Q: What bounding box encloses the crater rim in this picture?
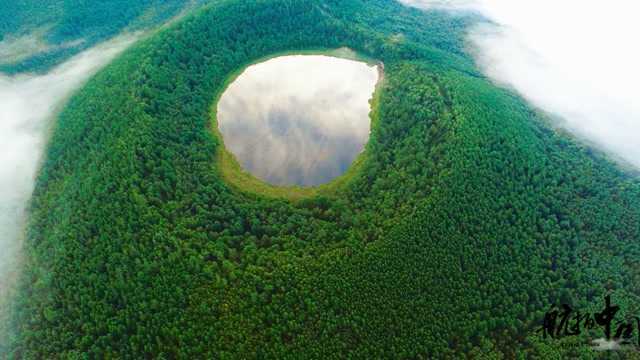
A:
[209,48,384,201]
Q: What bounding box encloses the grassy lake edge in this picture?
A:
[208,48,385,202]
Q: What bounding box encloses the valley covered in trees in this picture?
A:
[2,0,640,358]
[0,0,203,74]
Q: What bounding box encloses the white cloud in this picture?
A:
[400,0,640,169]
[0,31,86,66]
[591,338,621,351]
[0,33,51,65]
[0,33,138,322]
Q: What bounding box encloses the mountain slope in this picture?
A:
[4,0,639,358]
[0,0,202,74]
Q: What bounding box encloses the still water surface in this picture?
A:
[217,55,380,186]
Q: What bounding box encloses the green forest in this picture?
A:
[0,0,202,74]
[2,0,640,358]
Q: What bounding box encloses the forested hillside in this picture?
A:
[4,0,639,358]
[0,0,202,73]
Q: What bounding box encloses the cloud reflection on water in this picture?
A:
[217,55,379,186]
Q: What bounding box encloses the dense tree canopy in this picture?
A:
[3,0,639,358]
[0,0,202,74]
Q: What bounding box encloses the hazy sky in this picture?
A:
[217,55,379,186]
[401,0,640,169]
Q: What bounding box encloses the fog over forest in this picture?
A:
[402,0,640,169]
[3,0,639,308]
[0,34,138,315]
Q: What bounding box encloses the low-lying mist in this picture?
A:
[0,33,51,66]
[401,0,640,170]
[0,33,139,345]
